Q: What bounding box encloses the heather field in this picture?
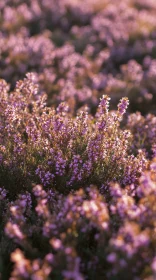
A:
[0,0,156,279]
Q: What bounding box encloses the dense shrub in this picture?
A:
[0,76,147,196]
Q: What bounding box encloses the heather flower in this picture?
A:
[5,222,25,240]
[0,187,7,200]
[10,249,52,280]
[117,97,129,118]
[97,94,110,115]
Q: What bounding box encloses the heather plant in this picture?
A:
[1,160,155,279]
[0,76,147,196]
[127,112,156,158]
